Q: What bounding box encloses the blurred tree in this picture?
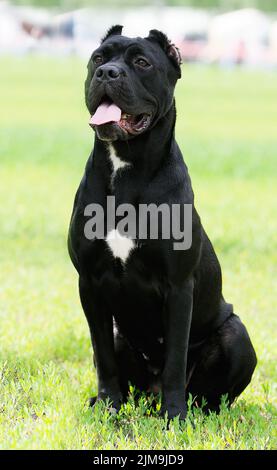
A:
[11,0,277,13]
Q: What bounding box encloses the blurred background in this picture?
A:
[0,0,276,450]
[1,0,277,67]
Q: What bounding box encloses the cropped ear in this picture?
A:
[147,29,182,78]
[101,25,123,43]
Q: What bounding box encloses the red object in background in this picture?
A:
[177,33,207,63]
[236,39,247,64]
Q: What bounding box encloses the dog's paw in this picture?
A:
[89,396,97,407]
[160,404,187,422]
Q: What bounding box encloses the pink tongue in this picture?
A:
[89,102,121,126]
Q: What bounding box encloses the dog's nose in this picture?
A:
[96,65,120,81]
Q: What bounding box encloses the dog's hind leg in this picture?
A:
[187,314,257,412]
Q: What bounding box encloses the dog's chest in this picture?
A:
[105,144,136,263]
[108,143,130,182]
[105,228,135,263]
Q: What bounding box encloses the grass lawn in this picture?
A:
[0,57,276,450]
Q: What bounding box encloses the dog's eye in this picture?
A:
[134,57,150,68]
[93,55,103,65]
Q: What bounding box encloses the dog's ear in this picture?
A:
[147,29,182,78]
[101,25,123,44]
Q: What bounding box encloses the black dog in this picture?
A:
[68,25,257,420]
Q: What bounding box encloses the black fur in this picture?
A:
[147,29,182,76]
[68,28,257,420]
[101,24,123,44]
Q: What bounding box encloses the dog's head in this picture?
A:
[85,25,182,141]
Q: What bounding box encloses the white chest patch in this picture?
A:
[108,144,130,177]
[106,229,135,263]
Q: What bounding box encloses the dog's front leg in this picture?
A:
[161,278,193,421]
[79,276,122,411]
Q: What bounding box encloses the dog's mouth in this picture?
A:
[89,97,151,136]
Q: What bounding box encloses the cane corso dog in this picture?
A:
[68,25,257,420]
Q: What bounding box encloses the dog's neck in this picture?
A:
[93,103,177,178]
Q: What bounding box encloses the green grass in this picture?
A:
[0,57,276,450]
